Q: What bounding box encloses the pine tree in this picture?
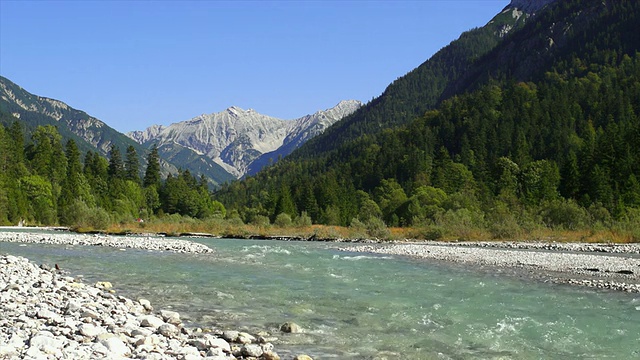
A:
[107,144,125,180]
[124,145,141,184]
[143,144,161,188]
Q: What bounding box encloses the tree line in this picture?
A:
[0,121,225,227]
[215,51,640,239]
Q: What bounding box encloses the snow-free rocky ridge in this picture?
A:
[128,100,362,178]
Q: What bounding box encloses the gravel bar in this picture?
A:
[0,254,286,359]
[0,231,213,254]
[408,240,640,254]
[341,242,640,293]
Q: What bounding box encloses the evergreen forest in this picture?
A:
[0,0,638,242]
[0,120,225,228]
[214,1,640,240]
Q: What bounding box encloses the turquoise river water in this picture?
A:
[1,233,640,359]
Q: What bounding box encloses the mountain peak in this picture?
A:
[226,105,244,115]
[128,100,361,178]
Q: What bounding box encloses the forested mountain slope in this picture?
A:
[292,0,553,159]
[215,0,640,237]
[0,76,234,185]
[0,76,142,159]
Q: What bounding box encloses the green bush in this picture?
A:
[348,218,368,239]
[540,199,589,230]
[59,199,90,226]
[613,208,640,242]
[408,226,443,240]
[226,217,245,227]
[588,202,612,228]
[437,208,483,240]
[251,215,271,227]
[294,211,312,227]
[274,213,292,228]
[86,206,111,230]
[366,217,390,240]
[487,201,522,239]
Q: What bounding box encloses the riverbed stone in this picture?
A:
[0,345,19,357]
[237,331,255,344]
[131,327,154,337]
[159,309,181,325]
[139,298,154,311]
[79,323,105,337]
[208,337,231,352]
[158,323,180,337]
[280,322,303,333]
[222,330,239,342]
[139,315,165,328]
[263,350,281,360]
[293,355,314,360]
[241,343,263,357]
[0,250,284,360]
[81,308,101,320]
[95,281,113,290]
[99,336,130,356]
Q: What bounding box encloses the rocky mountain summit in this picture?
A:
[128,100,362,178]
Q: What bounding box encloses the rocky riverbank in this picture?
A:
[0,231,213,254]
[0,254,290,359]
[341,242,640,293]
[407,240,640,254]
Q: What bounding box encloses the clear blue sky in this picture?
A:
[1,0,508,133]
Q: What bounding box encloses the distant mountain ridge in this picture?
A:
[1,75,359,185]
[128,100,362,178]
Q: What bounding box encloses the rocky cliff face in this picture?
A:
[128,100,362,178]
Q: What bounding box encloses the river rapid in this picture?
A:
[1,232,639,359]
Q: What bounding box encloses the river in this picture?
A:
[1,233,639,359]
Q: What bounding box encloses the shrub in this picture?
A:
[407,226,443,241]
[294,211,312,227]
[613,208,640,242]
[540,199,589,230]
[226,217,245,227]
[251,215,271,227]
[366,217,390,240]
[588,202,612,227]
[487,201,522,239]
[274,213,292,228]
[86,207,111,230]
[59,199,90,226]
[437,208,483,240]
[348,218,368,239]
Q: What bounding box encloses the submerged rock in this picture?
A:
[280,322,303,333]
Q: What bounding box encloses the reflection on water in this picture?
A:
[2,233,640,359]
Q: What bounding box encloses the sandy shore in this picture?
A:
[341,241,640,292]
